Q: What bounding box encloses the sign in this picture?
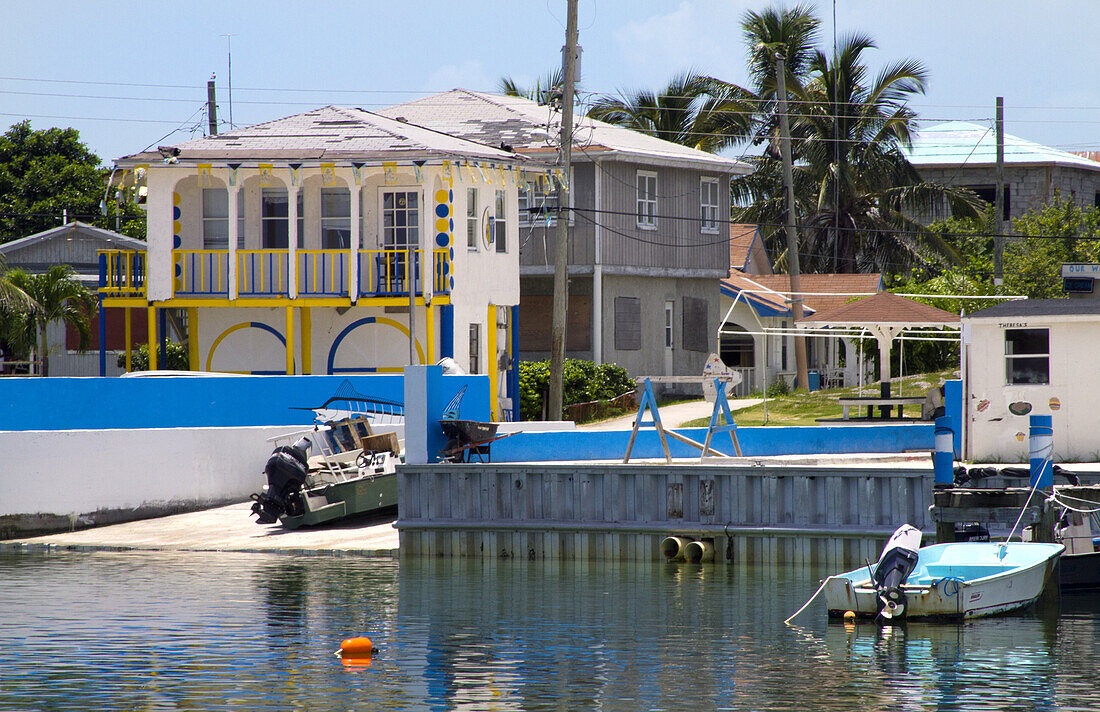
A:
[1061,263,1100,278]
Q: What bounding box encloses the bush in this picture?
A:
[518,359,635,420]
[765,377,790,398]
[117,342,190,372]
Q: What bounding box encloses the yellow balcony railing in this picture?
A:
[174,250,229,296]
[357,248,450,297]
[238,250,289,297]
[98,250,146,297]
[298,250,349,296]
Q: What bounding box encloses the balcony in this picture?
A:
[99,248,451,301]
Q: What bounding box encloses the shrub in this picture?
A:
[765,377,790,398]
[118,342,190,372]
[518,359,634,420]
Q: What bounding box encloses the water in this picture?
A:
[2,550,1099,711]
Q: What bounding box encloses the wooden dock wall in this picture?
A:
[397,462,932,568]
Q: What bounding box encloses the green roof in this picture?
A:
[904,121,1100,172]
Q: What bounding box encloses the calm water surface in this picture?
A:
[1,550,1098,711]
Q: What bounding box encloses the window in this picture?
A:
[1005,328,1049,384]
[466,188,478,250]
[469,323,480,374]
[382,190,419,248]
[261,188,288,249]
[494,190,507,253]
[965,185,1011,221]
[720,327,755,368]
[296,191,304,249]
[519,179,560,226]
[664,302,674,348]
[682,297,708,352]
[321,188,351,249]
[700,177,720,233]
[614,296,641,351]
[636,171,657,228]
[202,188,228,250]
[781,320,789,371]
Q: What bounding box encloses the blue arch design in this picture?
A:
[207,321,289,375]
[327,316,424,374]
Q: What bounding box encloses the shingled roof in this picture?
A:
[798,291,959,326]
[117,106,522,164]
[380,89,750,172]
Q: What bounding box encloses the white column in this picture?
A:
[350,184,361,302]
[592,161,603,364]
[228,183,240,300]
[288,185,299,299]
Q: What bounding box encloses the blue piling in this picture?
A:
[1029,414,1054,489]
[933,416,955,487]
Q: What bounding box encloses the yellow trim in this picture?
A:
[487,304,499,421]
[187,307,198,371]
[147,307,158,371]
[124,308,132,372]
[101,297,148,308]
[301,307,312,375]
[426,302,435,365]
[125,295,452,309]
[285,307,295,375]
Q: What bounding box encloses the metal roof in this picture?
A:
[904,121,1100,172]
[967,298,1100,319]
[380,89,751,173]
[798,291,959,326]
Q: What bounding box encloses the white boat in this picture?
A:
[823,531,1064,621]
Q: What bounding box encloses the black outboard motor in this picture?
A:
[872,524,922,620]
[250,437,312,524]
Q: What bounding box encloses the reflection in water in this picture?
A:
[1,551,1100,711]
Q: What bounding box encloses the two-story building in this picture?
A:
[102,106,535,418]
[379,90,751,381]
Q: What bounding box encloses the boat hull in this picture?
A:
[823,542,1063,620]
[280,472,397,529]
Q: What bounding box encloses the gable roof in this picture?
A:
[380,89,751,173]
[798,291,959,326]
[117,105,523,165]
[0,222,145,280]
[0,221,145,255]
[720,272,810,318]
[721,271,882,317]
[729,223,772,274]
[905,121,1100,172]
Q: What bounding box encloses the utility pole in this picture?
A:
[994,97,1005,286]
[207,77,218,136]
[774,52,809,392]
[548,0,578,421]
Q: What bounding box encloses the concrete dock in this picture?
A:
[1,502,399,557]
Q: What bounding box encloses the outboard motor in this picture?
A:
[250,437,312,524]
[872,524,922,620]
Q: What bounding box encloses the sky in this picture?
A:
[2,1,1098,166]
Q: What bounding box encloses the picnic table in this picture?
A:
[837,396,928,420]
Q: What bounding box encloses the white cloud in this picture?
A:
[424,60,494,94]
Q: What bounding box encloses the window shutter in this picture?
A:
[614,296,641,351]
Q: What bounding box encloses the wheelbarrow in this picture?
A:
[438,420,514,462]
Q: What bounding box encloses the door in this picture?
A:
[664,300,674,376]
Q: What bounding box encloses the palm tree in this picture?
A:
[586,71,754,152]
[498,69,564,106]
[727,9,983,273]
[5,265,96,376]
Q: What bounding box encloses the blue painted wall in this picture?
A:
[0,374,485,432]
[490,423,933,461]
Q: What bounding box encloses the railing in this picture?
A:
[98,250,146,297]
[298,250,349,297]
[357,248,450,297]
[174,250,229,296]
[238,250,289,297]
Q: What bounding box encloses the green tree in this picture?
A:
[724,6,983,273]
[586,71,754,152]
[1004,193,1100,298]
[498,69,564,105]
[5,265,96,376]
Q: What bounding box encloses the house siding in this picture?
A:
[917,164,1100,221]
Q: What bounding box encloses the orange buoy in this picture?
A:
[339,636,373,657]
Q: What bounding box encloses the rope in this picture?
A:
[1004,464,1047,548]
[1048,492,1100,514]
[784,578,830,625]
[934,576,964,615]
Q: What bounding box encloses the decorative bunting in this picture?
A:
[383,162,397,184]
[288,162,302,186]
[351,162,366,186]
[227,163,241,186]
[258,163,275,186]
[197,163,213,188]
[442,160,453,187]
[320,162,337,185]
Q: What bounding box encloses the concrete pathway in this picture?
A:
[580,397,763,430]
[2,502,399,557]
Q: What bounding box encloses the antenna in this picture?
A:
[221,34,236,128]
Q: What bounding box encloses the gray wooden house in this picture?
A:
[381,90,750,381]
[0,222,147,375]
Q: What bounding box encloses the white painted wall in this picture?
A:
[0,425,290,517]
[965,314,1099,462]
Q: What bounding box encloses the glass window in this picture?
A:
[720,327,755,368]
[467,188,478,250]
[519,180,560,226]
[1005,328,1049,384]
[469,323,480,374]
[261,188,288,249]
[494,190,507,253]
[321,188,351,249]
[382,190,419,248]
[664,301,673,348]
[700,177,720,233]
[637,171,657,228]
[202,188,228,250]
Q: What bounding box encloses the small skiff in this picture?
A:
[823,534,1064,621]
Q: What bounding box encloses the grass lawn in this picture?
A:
[681,369,958,428]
